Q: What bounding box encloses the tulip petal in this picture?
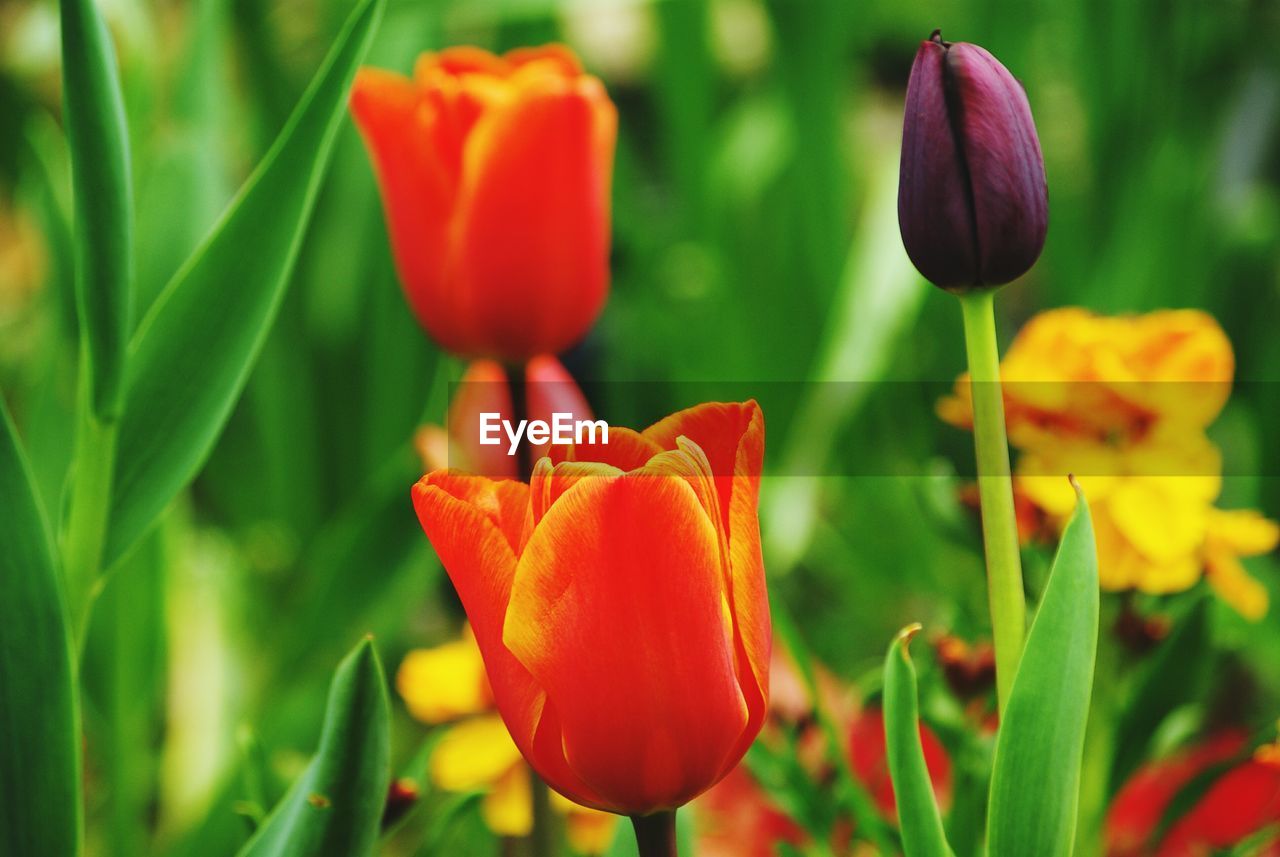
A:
[412,474,543,752]
[555,425,663,472]
[447,360,517,478]
[947,42,1047,285]
[898,38,981,289]
[506,44,584,77]
[412,471,607,809]
[505,472,748,811]
[453,70,615,360]
[350,69,458,329]
[644,402,770,763]
[529,458,624,526]
[526,355,594,462]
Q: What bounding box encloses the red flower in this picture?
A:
[1107,730,1280,856]
[695,766,807,857]
[412,402,770,814]
[351,45,616,361]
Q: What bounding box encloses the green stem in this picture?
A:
[631,810,678,857]
[63,399,119,652]
[958,290,1025,711]
[528,767,556,857]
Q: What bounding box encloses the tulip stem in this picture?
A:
[63,377,119,653]
[505,361,535,481]
[958,290,1025,712]
[529,774,557,857]
[631,810,678,857]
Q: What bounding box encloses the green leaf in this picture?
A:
[236,638,390,857]
[883,624,953,857]
[987,481,1099,857]
[0,399,82,856]
[60,0,134,419]
[102,0,384,570]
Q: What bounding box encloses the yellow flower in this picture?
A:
[941,308,1276,618]
[939,307,1234,447]
[397,626,492,723]
[397,626,619,852]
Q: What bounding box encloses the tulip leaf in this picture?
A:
[987,482,1099,857]
[883,624,954,857]
[236,638,390,857]
[0,399,81,857]
[102,0,384,570]
[60,0,134,419]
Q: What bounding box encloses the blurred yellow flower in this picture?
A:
[397,625,618,851]
[941,308,1277,619]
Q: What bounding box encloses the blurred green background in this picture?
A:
[2,0,1280,854]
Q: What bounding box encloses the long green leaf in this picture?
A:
[60,0,134,420]
[102,0,384,569]
[987,482,1099,857]
[237,638,390,857]
[0,400,81,856]
[883,624,953,857]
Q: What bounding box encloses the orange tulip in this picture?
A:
[350,45,616,361]
[411,401,770,816]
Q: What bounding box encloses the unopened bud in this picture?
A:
[898,30,1048,291]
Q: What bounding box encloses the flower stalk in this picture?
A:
[958,290,1025,710]
[631,811,678,857]
[529,774,556,857]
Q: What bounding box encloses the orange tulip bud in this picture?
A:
[411,401,770,815]
[351,45,616,361]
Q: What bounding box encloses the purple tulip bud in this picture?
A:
[898,31,1048,291]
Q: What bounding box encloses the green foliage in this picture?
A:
[60,0,134,419]
[883,625,953,857]
[0,400,81,856]
[104,0,384,569]
[987,484,1099,857]
[236,638,391,857]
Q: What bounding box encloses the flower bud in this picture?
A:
[898,31,1047,291]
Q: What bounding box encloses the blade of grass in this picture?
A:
[0,399,82,857]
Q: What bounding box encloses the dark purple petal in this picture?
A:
[899,38,980,289]
[898,32,1048,291]
[949,43,1048,285]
